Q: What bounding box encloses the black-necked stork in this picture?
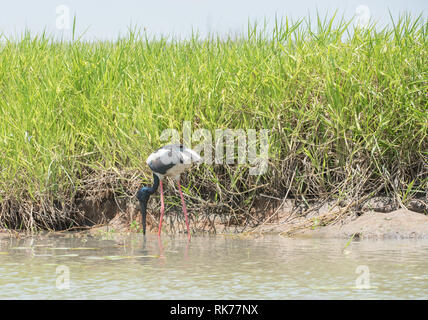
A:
[136,144,202,239]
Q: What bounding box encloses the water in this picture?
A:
[0,233,427,299]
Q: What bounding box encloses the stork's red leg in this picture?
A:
[177,180,191,240]
[158,180,164,237]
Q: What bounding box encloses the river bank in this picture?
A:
[249,197,428,239]
[3,196,426,240]
[91,195,428,239]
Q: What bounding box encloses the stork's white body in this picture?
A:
[146,144,202,180]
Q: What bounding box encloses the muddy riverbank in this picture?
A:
[295,209,428,239]
[248,197,428,239]
[1,196,427,240]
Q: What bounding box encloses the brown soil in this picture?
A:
[294,209,428,239]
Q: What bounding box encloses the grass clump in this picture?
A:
[0,14,427,231]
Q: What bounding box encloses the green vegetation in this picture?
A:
[0,14,427,230]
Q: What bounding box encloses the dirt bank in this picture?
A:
[294,209,428,239]
[2,196,427,240]
[85,203,428,240]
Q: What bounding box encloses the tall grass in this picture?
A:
[0,14,427,230]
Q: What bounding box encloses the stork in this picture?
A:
[136,144,202,239]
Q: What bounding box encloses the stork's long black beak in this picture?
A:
[137,189,150,235]
[138,199,147,235]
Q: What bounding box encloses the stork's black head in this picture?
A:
[136,174,160,235]
[136,187,152,235]
[137,187,152,203]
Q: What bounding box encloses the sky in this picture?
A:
[0,0,426,40]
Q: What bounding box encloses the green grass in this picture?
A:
[0,13,427,230]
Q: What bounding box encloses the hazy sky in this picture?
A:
[0,0,426,40]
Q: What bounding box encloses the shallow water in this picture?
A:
[0,233,427,299]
